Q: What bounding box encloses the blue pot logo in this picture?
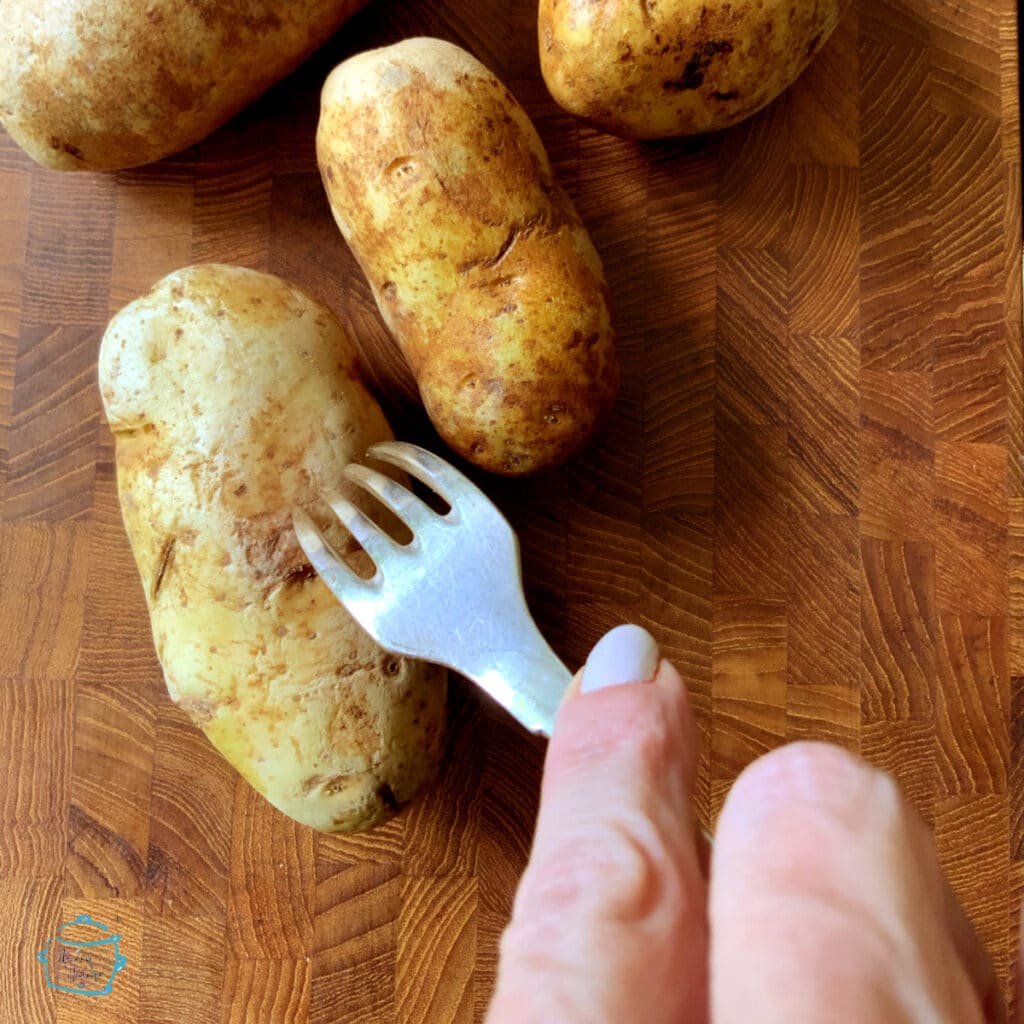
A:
[37,914,127,996]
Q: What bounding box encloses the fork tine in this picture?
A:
[366,441,478,508]
[343,463,437,534]
[322,489,403,568]
[291,507,377,600]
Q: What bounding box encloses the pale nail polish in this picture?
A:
[580,624,660,693]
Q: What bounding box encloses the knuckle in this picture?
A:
[514,814,682,939]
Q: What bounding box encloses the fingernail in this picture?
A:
[580,624,660,693]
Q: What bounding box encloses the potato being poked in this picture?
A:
[317,37,618,476]
[539,0,845,138]
[98,264,446,832]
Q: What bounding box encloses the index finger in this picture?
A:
[710,742,998,1024]
[488,626,708,1024]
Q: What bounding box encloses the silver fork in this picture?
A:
[292,441,571,736]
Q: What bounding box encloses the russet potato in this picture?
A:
[0,0,368,170]
[99,264,446,832]
[539,0,846,138]
[317,38,618,476]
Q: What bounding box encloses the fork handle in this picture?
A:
[456,634,572,738]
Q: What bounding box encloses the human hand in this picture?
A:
[485,625,1006,1024]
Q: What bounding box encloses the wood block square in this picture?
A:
[934,442,1007,616]
[786,5,859,166]
[3,325,100,521]
[787,514,860,687]
[714,422,789,596]
[789,167,859,336]
[861,540,936,720]
[859,370,935,541]
[644,328,714,514]
[0,521,90,677]
[718,99,791,249]
[139,913,225,1024]
[108,172,195,314]
[0,876,61,1023]
[935,794,1011,986]
[65,679,155,898]
[1010,674,1024,858]
[0,676,72,875]
[144,710,234,918]
[396,876,476,1024]
[313,861,400,1024]
[859,45,936,371]
[227,780,314,958]
[785,684,859,750]
[221,958,310,1024]
[712,596,786,789]
[934,612,1008,797]
[860,718,936,825]
[0,166,31,339]
[788,334,859,515]
[21,172,116,329]
[716,247,788,426]
[56,897,142,1024]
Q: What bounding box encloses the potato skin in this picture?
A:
[98,265,446,832]
[317,38,618,476]
[0,0,367,170]
[539,0,845,138]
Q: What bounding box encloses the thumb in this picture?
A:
[486,625,708,1024]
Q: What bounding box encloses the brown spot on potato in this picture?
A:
[567,330,600,351]
[152,536,176,599]
[456,209,568,275]
[382,154,420,183]
[176,697,218,724]
[47,135,84,161]
[301,774,326,796]
[281,563,317,587]
[663,40,735,91]
[376,782,400,812]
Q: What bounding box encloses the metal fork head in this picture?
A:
[292,441,570,735]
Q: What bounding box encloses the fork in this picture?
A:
[291,441,572,736]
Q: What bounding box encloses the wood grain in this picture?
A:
[0,0,1020,1017]
[0,877,62,1023]
[56,897,142,1024]
[221,958,310,1024]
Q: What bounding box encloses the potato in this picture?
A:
[98,264,446,832]
[539,0,845,138]
[317,37,618,476]
[0,0,367,170]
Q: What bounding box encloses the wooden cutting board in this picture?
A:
[1,0,1021,1018]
